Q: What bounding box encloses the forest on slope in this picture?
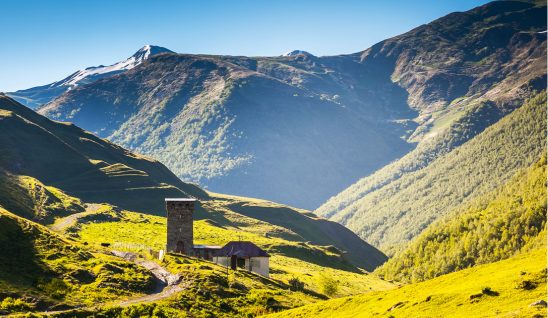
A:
[377,155,546,282]
[326,92,546,252]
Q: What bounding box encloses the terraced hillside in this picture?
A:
[0,94,206,215]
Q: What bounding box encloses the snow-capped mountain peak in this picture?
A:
[282,50,315,57]
[130,45,174,64]
[52,45,174,88]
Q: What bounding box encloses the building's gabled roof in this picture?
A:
[214,241,270,257]
[193,245,221,249]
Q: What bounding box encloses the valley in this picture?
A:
[0,0,546,317]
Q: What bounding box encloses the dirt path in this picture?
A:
[49,203,103,232]
[111,250,188,307]
[33,250,187,316]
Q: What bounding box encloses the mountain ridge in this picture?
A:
[29,1,546,210]
[6,45,173,109]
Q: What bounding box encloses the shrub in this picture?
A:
[288,277,305,291]
[515,280,537,290]
[0,297,31,312]
[481,286,499,296]
[38,278,69,299]
[318,272,338,297]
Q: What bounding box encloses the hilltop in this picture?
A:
[6,45,174,109]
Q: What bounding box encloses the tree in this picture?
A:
[318,272,338,297]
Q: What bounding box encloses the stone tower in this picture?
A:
[165,198,196,254]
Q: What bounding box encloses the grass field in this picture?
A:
[0,208,156,314]
[264,249,547,318]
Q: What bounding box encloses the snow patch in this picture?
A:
[282,50,315,57]
[52,45,174,88]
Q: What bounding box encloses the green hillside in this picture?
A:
[377,156,546,282]
[265,249,548,318]
[0,94,206,216]
[1,205,370,317]
[0,169,84,223]
[60,198,391,296]
[317,99,510,219]
[325,92,546,252]
[0,207,156,315]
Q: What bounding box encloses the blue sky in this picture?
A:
[1,0,490,92]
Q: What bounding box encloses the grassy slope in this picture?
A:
[377,156,546,283]
[0,169,86,224]
[0,205,348,317]
[265,249,547,318]
[75,253,325,318]
[328,92,546,252]
[0,208,156,314]
[0,95,206,216]
[73,203,393,299]
[202,193,387,271]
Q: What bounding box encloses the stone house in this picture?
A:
[213,241,270,278]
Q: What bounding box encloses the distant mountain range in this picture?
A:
[21,48,416,210]
[7,1,546,214]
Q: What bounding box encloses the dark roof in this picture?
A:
[193,245,221,249]
[214,241,269,257]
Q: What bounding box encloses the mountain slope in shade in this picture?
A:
[0,94,205,215]
[37,53,414,209]
[35,1,546,210]
[6,45,173,109]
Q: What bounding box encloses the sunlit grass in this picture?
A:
[266,249,548,318]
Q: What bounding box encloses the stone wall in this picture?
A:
[166,198,195,254]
